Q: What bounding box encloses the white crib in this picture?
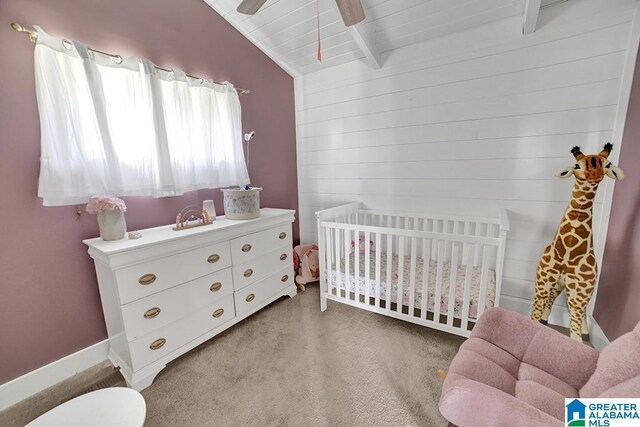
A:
[316,203,509,337]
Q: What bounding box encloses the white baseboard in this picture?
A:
[500,295,570,328]
[588,315,610,351]
[0,339,109,411]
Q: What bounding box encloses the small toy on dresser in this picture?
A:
[173,205,213,231]
[293,244,320,291]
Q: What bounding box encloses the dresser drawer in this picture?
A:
[121,268,233,341]
[115,242,231,304]
[230,225,292,264]
[129,294,235,370]
[235,266,293,318]
[232,246,291,291]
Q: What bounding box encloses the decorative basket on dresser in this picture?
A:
[83,208,296,391]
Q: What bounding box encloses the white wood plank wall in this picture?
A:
[295,0,639,316]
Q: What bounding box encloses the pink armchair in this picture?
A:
[439,307,640,426]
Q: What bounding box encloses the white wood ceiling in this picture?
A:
[204,0,532,76]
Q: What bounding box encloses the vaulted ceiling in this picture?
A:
[204,0,557,76]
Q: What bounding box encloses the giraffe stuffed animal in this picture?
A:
[531,143,624,342]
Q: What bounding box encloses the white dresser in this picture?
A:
[83,208,296,391]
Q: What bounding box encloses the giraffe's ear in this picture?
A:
[605,163,624,180]
[555,165,575,178]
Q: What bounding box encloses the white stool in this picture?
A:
[27,388,146,427]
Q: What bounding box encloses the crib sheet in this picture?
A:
[329,251,496,319]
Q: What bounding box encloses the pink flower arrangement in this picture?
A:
[86,195,127,215]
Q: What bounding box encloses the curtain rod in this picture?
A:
[10,22,251,96]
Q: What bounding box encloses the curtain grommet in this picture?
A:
[113,55,123,64]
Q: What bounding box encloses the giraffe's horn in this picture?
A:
[599,142,613,158]
[571,146,585,160]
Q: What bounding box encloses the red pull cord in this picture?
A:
[317,0,322,62]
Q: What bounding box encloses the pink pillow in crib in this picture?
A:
[351,235,375,253]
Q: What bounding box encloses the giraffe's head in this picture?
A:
[555,143,624,183]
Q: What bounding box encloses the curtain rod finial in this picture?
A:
[11,22,38,43]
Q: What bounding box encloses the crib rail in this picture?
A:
[318,221,500,245]
[315,202,361,221]
[316,203,509,338]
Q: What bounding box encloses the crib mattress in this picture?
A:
[330,251,496,320]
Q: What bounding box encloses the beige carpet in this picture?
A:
[2,284,465,426]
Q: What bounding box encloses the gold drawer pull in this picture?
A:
[244,269,253,278]
[210,282,222,292]
[212,308,225,318]
[207,254,220,263]
[246,293,255,302]
[144,307,161,319]
[280,253,287,261]
[281,274,289,283]
[278,232,287,240]
[139,273,156,285]
[149,338,166,350]
[241,244,252,252]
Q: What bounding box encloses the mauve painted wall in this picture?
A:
[594,46,640,341]
[0,0,297,383]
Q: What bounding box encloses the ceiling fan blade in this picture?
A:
[335,0,365,26]
[237,0,268,15]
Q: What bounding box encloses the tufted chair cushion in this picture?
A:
[439,307,599,426]
[580,321,640,398]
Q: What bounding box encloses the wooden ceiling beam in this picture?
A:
[331,1,381,69]
[523,0,542,34]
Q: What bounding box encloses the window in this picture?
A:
[34,27,249,206]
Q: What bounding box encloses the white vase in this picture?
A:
[97,210,126,241]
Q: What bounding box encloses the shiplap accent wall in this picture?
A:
[295,0,639,320]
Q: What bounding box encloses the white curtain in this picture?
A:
[33,27,249,206]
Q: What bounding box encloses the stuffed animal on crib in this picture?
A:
[352,234,374,253]
[293,244,320,291]
[530,143,624,342]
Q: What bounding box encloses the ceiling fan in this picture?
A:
[236,0,366,26]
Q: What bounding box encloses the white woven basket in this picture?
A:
[221,187,262,220]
